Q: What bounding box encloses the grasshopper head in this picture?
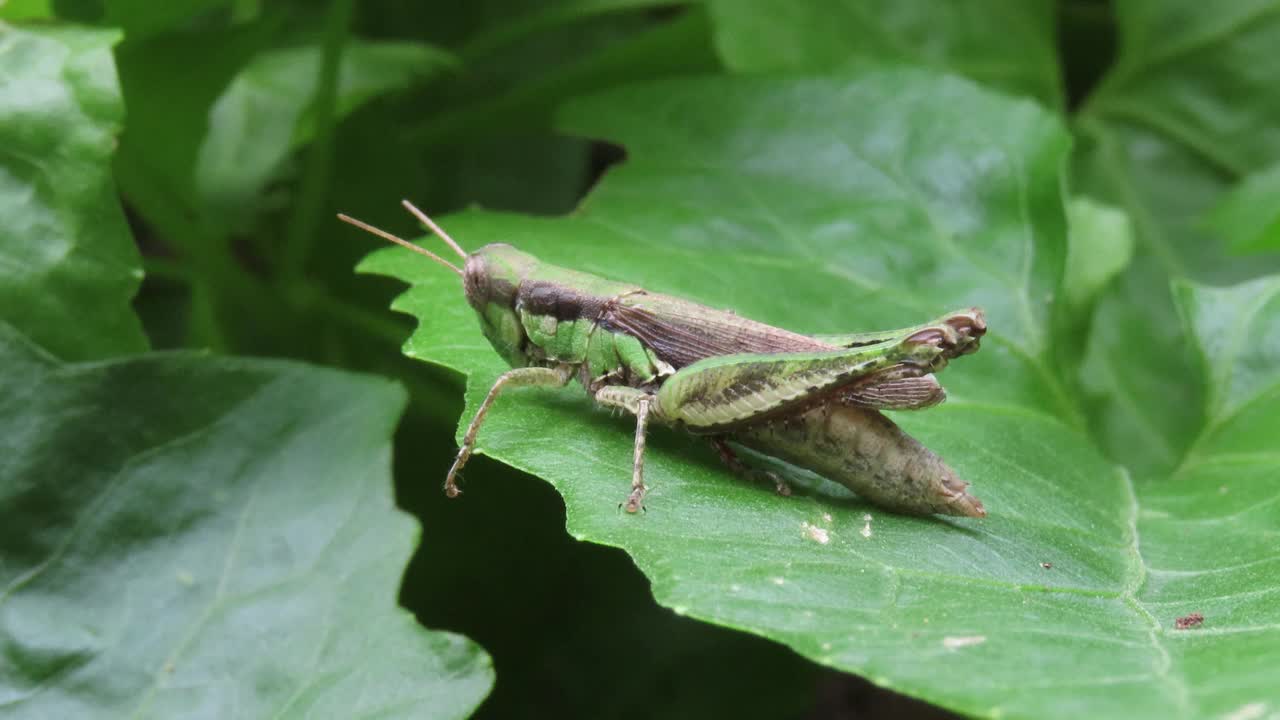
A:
[338,201,537,367]
[463,244,540,366]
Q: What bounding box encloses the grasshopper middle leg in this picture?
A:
[446,365,573,497]
[594,386,657,512]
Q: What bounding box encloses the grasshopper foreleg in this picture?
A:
[446,365,573,497]
[709,437,792,497]
[594,386,657,513]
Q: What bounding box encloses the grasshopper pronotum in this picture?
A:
[341,202,986,518]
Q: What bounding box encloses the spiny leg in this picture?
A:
[594,385,657,513]
[710,437,791,497]
[446,365,573,497]
[626,396,652,513]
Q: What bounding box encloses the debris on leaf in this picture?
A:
[1175,612,1205,630]
[942,635,987,649]
[801,521,831,545]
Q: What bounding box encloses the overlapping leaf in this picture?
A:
[0,23,493,718]
[1206,162,1280,253]
[0,331,494,719]
[0,25,145,361]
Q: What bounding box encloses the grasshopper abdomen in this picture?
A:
[737,405,986,518]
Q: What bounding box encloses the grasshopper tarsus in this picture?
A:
[624,490,645,514]
[444,450,467,497]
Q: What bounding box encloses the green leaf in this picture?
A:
[1051,197,1134,373]
[1073,0,1280,475]
[1076,0,1280,279]
[1205,161,1280,253]
[0,0,53,20]
[0,24,146,361]
[459,0,697,60]
[1063,197,1135,315]
[1079,263,1206,479]
[1090,0,1280,178]
[0,329,493,719]
[363,70,1280,718]
[103,0,230,39]
[707,0,1062,107]
[113,23,269,246]
[1,22,492,715]
[195,40,455,227]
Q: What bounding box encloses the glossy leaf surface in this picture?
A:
[363,70,1280,717]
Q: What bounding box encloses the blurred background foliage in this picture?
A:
[3,0,1278,717]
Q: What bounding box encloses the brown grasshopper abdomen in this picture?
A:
[735,404,986,518]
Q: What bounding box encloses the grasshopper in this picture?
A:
[340,201,987,518]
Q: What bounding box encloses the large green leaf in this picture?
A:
[361,69,1278,716]
[707,0,1062,107]
[0,24,145,361]
[0,329,493,719]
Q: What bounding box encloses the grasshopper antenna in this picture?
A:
[337,212,464,277]
[401,199,468,260]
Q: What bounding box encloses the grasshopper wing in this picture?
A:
[654,338,946,433]
[601,293,829,369]
[840,372,946,410]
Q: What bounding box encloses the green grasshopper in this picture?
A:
[340,201,987,518]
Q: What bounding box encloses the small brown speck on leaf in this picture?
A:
[1175,612,1204,630]
[1040,562,1052,569]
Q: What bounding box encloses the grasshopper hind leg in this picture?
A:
[710,437,793,497]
